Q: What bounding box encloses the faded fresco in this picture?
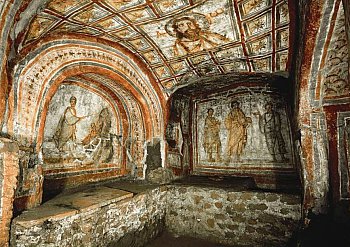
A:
[194,91,293,170]
[322,4,349,99]
[338,112,350,198]
[23,0,290,89]
[43,85,122,166]
[346,118,350,168]
[145,8,235,58]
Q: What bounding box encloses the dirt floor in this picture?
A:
[145,231,232,247]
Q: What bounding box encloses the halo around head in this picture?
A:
[165,12,210,37]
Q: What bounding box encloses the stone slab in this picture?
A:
[14,186,133,227]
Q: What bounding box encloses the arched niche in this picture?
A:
[8,40,166,146]
[8,40,167,202]
[40,81,138,198]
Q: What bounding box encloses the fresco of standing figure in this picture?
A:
[225,101,251,161]
[344,118,350,166]
[203,108,221,162]
[53,96,86,152]
[259,102,287,162]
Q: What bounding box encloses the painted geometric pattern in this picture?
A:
[322,3,349,99]
[24,0,290,90]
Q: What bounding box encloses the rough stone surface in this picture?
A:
[11,184,301,247]
[146,168,174,184]
[11,187,167,247]
[166,186,301,247]
[14,149,43,214]
[145,140,162,175]
[0,138,19,247]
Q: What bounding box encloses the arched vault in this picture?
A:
[9,39,167,150]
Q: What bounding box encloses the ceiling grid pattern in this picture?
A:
[23,0,289,90]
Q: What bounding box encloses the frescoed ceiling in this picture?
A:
[22,0,290,91]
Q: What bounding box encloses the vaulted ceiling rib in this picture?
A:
[22,0,290,92]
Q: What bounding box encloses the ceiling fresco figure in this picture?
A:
[53,96,87,153]
[203,108,221,162]
[167,13,231,56]
[225,101,252,162]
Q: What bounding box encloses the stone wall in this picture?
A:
[11,187,168,247]
[11,185,301,247]
[166,185,301,247]
[14,148,43,214]
[0,138,19,247]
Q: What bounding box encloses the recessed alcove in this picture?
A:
[41,83,125,201]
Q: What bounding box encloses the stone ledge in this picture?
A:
[11,181,301,247]
[13,186,133,228]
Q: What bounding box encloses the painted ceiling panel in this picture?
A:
[23,0,290,91]
[239,0,271,18]
[276,1,289,26]
[47,0,91,15]
[102,0,146,13]
[50,22,83,34]
[277,28,289,50]
[276,51,288,71]
[221,61,248,72]
[252,56,271,71]
[171,60,190,75]
[25,14,57,42]
[72,4,111,23]
[95,16,126,30]
[75,27,102,36]
[112,27,138,39]
[131,7,158,21]
[246,34,272,55]
[153,0,190,15]
[243,11,272,37]
[143,50,162,65]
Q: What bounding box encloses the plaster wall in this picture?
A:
[295,0,350,215]
[166,96,191,176]
[174,86,299,189]
[44,84,119,145]
[193,89,294,170]
[40,84,129,200]
[43,84,121,166]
